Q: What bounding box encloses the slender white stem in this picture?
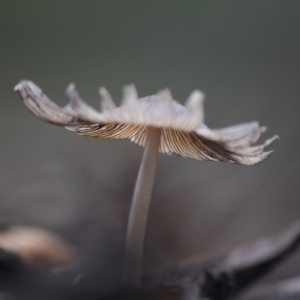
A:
[123,127,162,287]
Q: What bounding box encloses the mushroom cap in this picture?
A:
[15,80,278,165]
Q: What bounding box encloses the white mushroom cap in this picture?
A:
[15,80,278,165]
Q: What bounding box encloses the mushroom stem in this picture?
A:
[123,127,162,287]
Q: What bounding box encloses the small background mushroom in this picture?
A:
[0,225,77,272]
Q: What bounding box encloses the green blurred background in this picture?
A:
[1,0,300,275]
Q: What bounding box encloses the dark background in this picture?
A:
[0,0,300,281]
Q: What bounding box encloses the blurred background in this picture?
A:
[0,0,300,283]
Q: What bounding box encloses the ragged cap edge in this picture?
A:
[15,80,279,165]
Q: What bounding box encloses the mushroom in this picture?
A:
[0,225,77,272]
[15,80,278,287]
